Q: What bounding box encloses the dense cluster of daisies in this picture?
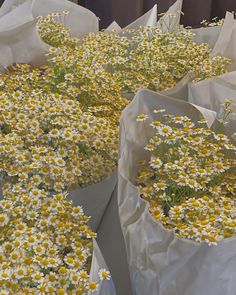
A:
[0,9,234,293]
[136,104,236,245]
[0,184,112,293]
[0,66,118,192]
[38,11,229,95]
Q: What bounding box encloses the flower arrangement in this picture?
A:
[136,105,236,245]
[0,13,229,194]
[37,12,128,123]
[0,8,233,295]
[37,12,229,96]
[0,68,118,192]
[0,185,110,294]
[37,11,75,48]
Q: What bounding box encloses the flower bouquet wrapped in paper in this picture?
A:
[0,0,98,69]
[4,8,229,231]
[0,62,121,230]
[118,89,236,295]
[36,1,228,101]
[0,185,115,294]
[0,4,122,231]
[2,3,228,231]
[86,19,229,97]
[0,0,98,36]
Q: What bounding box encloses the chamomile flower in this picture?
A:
[0,214,9,227]
[149,157,163,169]
[98,269,111,280]
[136,111,236,244]
[137,114,149,122]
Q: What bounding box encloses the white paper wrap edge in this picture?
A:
[89,239,116,295]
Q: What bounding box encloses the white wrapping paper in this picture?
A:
[162,73,194,102]
[118,89,236,295]
[96,187,133,295]
[67,172,117,231]
[89,239,116,295]
[193,25,222,49]
[0,0,33,30]
[106,0,182,34]
[188,71,236,115]
[124,4,157,30]
[0,0,99,69]
[105,21,122,32]
[105,5,157,33]
[156,0,183,32]
[210,12,236,70]
[0,19,49,69]
[188,72,236,137]
[0,0,98,37]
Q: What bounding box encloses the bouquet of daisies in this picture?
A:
[118,89,236,295]
[0,184,114,294]
[37,10,229,98]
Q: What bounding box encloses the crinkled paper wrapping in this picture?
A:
[156,0,183,33]
[191,11,236,64]
[89,239,116,295]
[124,4,157,31]
[211,11,236,70]
[118,89,236,295]
[193,25,222,49]
[96,186,134,295]
[0,0,98,68]
[0,19,49,68]
[67,171,118,232]
[105,4,157,34]
[0,0,98,37]
[188,71,236,114]
[106,0,182,34]
[188,71,236,135]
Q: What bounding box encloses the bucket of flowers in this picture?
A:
[0,184,114,294]
[0,68,122,230]
[37,11,230,100]
[118,88,236,295]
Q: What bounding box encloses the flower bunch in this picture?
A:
[200,17,225,27]
[0,185,110,294]
[37,11,77,48]
[37,13,128,122]
[0,69,118,192]
[99,27,229,92]
[37,14,229,96]
[136,109,236,244]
